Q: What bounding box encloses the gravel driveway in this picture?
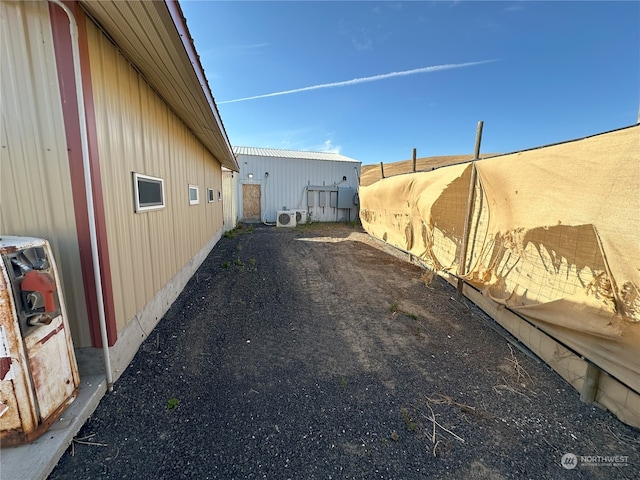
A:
[49,223,639,479]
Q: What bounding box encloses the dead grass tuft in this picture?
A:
[504,344,532,386]
[70,433,107,456]
[493,343,535,401]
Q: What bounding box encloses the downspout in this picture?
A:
[49,0,113,391]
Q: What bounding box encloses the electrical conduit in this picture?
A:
[49,0,113,391]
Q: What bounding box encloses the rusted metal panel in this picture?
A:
[24,318,76,421]
[0,385,78,447]
[0,255,38,440]
[0,381,22,432]
[0,237,80,445]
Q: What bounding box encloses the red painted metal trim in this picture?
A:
[37,323,64,346]
[49,1,117,348]
[0,357,11,381]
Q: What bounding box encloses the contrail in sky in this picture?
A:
[218,60,496,104]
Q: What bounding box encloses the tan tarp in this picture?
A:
[360,125,640,420]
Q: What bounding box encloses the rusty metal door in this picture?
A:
[242,184,261,222]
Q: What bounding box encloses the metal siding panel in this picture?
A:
[206,160,224,231]
[235,154,361,223]
[87,20,223,332]
[88,26,142,329]
[0,1,91,347]
[222,171,236,231]
[79,1,237,171]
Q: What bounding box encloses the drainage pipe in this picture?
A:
[49,0,113,391]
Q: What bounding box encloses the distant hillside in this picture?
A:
[359,154,500,187]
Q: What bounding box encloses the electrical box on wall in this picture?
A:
[337,187,356,208]
[0,236,80,446]
[330,191,338,208]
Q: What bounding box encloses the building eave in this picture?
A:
[233,146,361,164]
[79,0,239,171]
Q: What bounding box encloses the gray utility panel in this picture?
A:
[307,186,356,208]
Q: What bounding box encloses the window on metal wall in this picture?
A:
[207,188,215,203]
[189,185,200,205]
[133,173,165,212]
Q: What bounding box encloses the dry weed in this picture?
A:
[425,393,477,416]
[70,433,107,456]
[505,344,532,386]
[421,395,467,457]
[492,343,535,402]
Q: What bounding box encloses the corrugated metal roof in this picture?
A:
[233,146,360,163]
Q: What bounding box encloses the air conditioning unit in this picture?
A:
[276,210,296,227]
[295,210,308,225]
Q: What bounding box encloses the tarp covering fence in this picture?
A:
[359,124,640,427]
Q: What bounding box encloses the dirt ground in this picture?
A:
[49,223,639,479]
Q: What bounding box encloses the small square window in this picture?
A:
[207,188,215,203]
[189,185,199,205]
[133,173,165,212]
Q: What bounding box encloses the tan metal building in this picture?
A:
[0,0,238,386]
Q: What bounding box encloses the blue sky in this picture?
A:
[180,1,640,165]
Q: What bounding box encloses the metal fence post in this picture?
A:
[457,121,483,298]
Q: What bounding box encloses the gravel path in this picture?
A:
[49,223,639,479]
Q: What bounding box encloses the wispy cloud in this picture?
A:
[235,43,270,50]
[315,139,342,154]
[219,60,497,104]
[504,4,525,13]
[352,28,373,51]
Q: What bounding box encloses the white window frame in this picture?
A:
[207,187,215,203]
[133,173,165,212]
[189,185,200,205]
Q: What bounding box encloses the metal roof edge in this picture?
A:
[166,0,238,171]
[232,146,361,163]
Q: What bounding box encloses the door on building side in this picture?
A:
[242,184,261,222]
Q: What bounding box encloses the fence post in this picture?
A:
[380,162,385,179]
[457,121,483,298]
[580,363,601,404]
[412,148,417,172]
